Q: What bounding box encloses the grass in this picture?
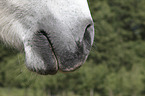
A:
[0,87,44,96]
[0,87,81,96]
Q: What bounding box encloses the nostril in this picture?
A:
[86,24,92,29]
[83,24,94,47]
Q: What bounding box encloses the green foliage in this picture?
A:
[0,0,145,96]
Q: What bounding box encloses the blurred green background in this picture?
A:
[0,0,145,96]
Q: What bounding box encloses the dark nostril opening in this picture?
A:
[86,24,92,29]
[83,24,93,47]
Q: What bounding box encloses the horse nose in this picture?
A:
[58,22,94,72]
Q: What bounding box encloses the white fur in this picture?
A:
[0,0,94,74]
[0,0,92,47]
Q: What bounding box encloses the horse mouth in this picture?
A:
[37,30,59,75]
[37,30,83,75]
[39,30,59,64]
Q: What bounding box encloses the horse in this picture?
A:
[0,0,94,75]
